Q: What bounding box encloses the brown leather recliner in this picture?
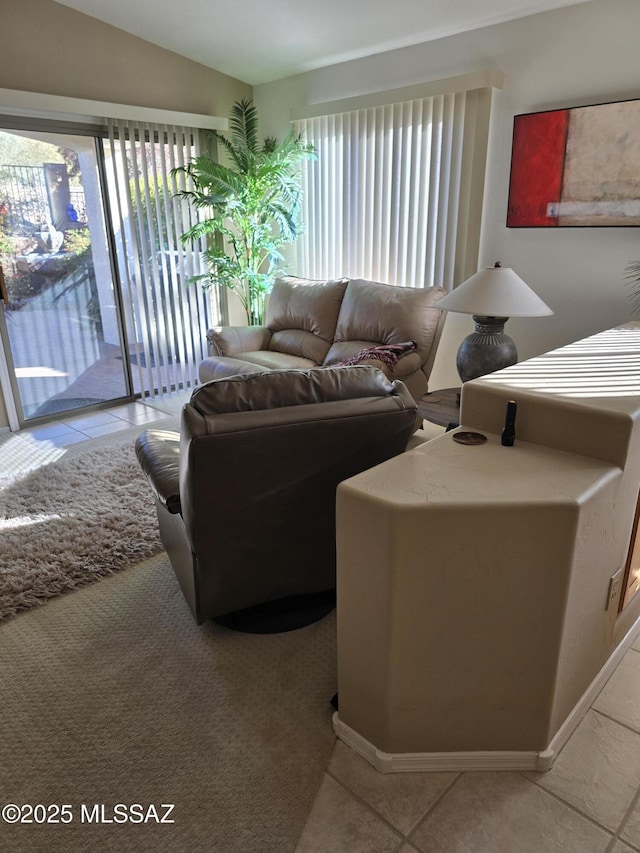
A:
[135,366,417,628]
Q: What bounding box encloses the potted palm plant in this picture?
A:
[173,99,315,325]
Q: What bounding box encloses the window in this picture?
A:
[293,73,501,291]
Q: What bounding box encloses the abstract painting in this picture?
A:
[507,98,640,227]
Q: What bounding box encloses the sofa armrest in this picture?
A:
[206,325,272,357]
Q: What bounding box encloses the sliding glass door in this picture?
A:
[0,126,131,426]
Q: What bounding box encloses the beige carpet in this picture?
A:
[0,437,165,620]
[0,551,337,852]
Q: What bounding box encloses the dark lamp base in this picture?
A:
[456,315,517,383]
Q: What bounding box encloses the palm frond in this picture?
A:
[211,130,254,174]
[187,157,244,192]
[229,99,259,154]
[267,202,300,241]
[180,217,230,245]
[267,131,316,163]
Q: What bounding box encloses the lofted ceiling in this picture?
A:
[53,0,594,86]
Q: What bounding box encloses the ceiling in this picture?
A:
[54,0,594,86]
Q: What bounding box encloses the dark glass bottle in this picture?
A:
[502,400,517,447]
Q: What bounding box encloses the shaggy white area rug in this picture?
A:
[0,440,163,620]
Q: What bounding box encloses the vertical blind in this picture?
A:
[293,87,491,292]
[103,121,218,398]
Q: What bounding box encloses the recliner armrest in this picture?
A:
[206,325,272,357]
[134,429,182,514]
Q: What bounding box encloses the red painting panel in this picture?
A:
[507,110,569,227]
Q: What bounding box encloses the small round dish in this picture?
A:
[452,431,487,446]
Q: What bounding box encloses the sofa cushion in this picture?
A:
[199,355,272,384]
[234,350,318,370]
[266,275,348,364]
[199,350,316,384]
[323,280,444,367]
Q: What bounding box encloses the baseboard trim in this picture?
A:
[333,614,640,774]
[541,612,640,770]
[332,713,540,772]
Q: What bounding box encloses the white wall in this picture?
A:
[254,0,640,368]
[0,0,250,117]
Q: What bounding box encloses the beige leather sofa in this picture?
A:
[199,275,445,402]
[135,366,417,629]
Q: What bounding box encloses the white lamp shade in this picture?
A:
[438,264,553,317]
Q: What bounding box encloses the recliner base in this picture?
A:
[213,589,336,634]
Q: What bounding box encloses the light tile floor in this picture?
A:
[296,637,640,853]
[0,394,188,478]
[23,399,182,446]
[4,395,188,445]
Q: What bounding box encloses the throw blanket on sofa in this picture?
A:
[341,341,417,372]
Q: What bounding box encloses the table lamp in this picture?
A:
[437,262,553,382]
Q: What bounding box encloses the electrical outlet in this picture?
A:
[606,568,624,610]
